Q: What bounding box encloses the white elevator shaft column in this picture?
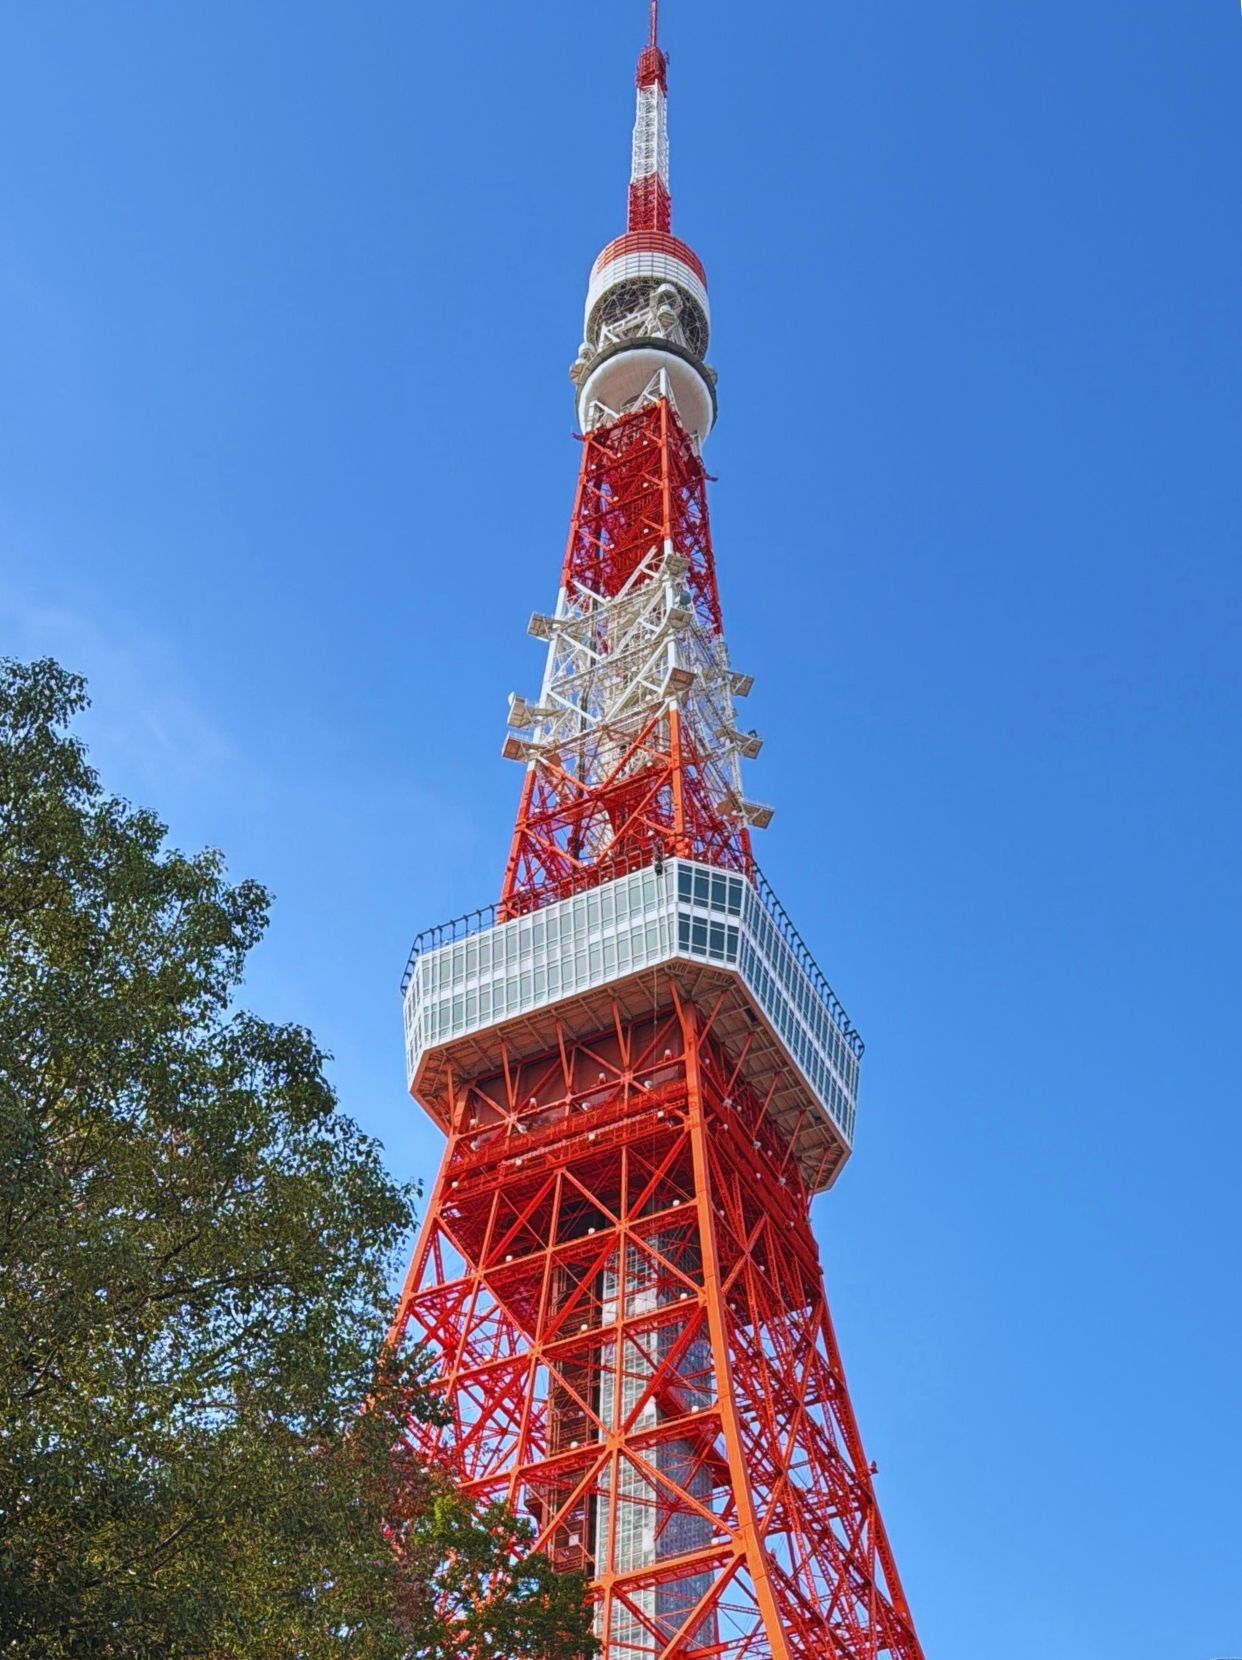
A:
[594,1229,715,1652]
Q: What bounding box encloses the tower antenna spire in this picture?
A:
[630,0,671,230]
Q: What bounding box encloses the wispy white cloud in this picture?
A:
[0,579,237,803]
[0,565,481,881]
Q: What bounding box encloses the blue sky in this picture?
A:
[2,2,1240,1655]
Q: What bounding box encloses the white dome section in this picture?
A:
[576,344,716,445]
[585,247,710,336]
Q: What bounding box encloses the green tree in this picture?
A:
[0,658,596,1659]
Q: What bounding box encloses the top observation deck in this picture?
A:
[402,858,863,1193]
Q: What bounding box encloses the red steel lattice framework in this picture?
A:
[391,988,924,1658]
[390,9,927,1657]
[500,400,747,919]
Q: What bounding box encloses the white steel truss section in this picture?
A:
[631,81,670,190]
[508,540,756,838]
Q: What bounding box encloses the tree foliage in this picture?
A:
[0,658,596,1659]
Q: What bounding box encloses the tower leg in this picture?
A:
[390,981,924,1659]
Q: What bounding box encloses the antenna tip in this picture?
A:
[638,0,667,89]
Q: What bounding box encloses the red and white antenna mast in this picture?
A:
[390,9,929,1657]
[630,0,671,231]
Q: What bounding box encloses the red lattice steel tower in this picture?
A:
[391,9,927,1656]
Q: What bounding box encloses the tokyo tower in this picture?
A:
[390,6,927,1655]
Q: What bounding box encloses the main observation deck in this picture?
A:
[402,859,863,1193]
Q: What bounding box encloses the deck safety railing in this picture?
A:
[400,858,863,1059]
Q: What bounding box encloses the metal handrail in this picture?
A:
[399,843,688,991]
[400,903,499,994]
[748,866,864,1057]
[399,857,865,1059]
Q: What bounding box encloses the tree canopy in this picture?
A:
[0,657,595,1659]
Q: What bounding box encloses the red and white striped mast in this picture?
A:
[391,9,929,1656]
[630,0,671,231]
